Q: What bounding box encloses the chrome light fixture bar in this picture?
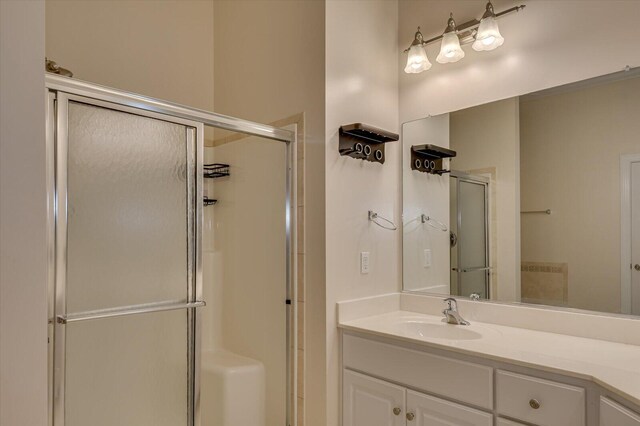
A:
[403,1,525,73]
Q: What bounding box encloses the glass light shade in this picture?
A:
[472,16,504,51]
[436,32,465,64]
[404,45,431,74]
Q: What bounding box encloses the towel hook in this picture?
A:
[368,210,398,231]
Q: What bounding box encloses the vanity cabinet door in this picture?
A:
[406,390,492,426]
[600,397,640,426]
[343,369,406,426]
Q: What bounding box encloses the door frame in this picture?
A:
[450,171,490,299]
[621,153,640,314]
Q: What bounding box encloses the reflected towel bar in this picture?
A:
[521,209,552,215]
[56,300,206,324]
[420,214,448,232]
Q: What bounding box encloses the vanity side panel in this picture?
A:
[343,334,493,409]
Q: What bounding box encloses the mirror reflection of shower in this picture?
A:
[449,172,491,300]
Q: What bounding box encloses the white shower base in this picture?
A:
[200,349,265,426]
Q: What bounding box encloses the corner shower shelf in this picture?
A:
[204,163,230,179]
[411,144,456,175]
[339,123,399,164]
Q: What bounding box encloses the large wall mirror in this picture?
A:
[402,68,640,317]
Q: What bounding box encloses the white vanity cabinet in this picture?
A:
[342,332,640,426]
[343,369,492,426]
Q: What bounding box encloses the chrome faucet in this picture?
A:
[442,298,470,325]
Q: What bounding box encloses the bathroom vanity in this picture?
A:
[339,295,640,426]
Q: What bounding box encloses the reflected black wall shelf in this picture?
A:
[204,163,230,179]
[203,197,217,206]
[411,144,456,175]
[339,123,399,164]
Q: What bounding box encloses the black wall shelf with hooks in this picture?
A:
[410,144,456,175]
[204,163,230,179]
[339,123,399,164]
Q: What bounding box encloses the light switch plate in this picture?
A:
[423,249,432,268]
[360,252,370,274]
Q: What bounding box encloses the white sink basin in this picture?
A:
[400,321,484,340]
[381,315,501,341]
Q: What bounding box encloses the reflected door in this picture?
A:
[52,96,202,426]
[632,161,640,314]
[450,173,490,299]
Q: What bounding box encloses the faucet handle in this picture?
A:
[443,297,458,310]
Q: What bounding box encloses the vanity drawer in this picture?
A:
[496,419,527,426]
[343,334,493,409]
[496,370,585,426]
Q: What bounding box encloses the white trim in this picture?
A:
[621,153,640,314]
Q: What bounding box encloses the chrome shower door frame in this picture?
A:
[50,91,204,426]
[450,170,490,299]
[46,74,297,426]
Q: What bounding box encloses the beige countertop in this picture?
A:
[339,310,640,407]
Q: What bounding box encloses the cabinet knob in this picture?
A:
[406,412,415,421]
[529,399,541,409]
[393,407,401,416]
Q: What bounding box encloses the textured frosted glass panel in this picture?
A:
[67,102,190,312]
[460,270,488,299]
[65,310,188,426]
[458,181,488,298]
[459,181,486,269]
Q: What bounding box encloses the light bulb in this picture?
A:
[472,2,504,52]
[437,32,465,64]
[404,44,431,74]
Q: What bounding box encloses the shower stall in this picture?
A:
[46,74,297,426]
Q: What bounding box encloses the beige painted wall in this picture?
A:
[398,0,640,310]
[46,0,214,111]
[520,75,640,313]
[450,98,521,301]
[325,0,399,424]
[0,1,48,425]
[399,0,640,120]
[212,2,326,425]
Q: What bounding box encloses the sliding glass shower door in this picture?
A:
[52,95,203,426]
[450,172,490,299]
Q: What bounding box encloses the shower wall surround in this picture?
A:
[202,136,288,426]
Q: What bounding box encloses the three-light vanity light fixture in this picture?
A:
[404,1,525,74]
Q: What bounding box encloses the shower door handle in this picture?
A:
[458,267,493,273]
[56,300,206,324]
[635,264,640,271]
